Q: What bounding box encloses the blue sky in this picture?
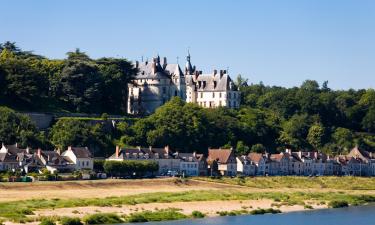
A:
[1,0,374,90]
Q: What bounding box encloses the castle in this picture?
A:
[127,53,240,115]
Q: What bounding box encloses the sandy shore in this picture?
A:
[32,199,326,218]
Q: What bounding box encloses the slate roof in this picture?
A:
[186,73,235,92]
[67,147,92,158]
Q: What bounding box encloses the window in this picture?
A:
[175,90,178,96]
[200,92,203,98]
[212,92,215,98]
[228,92,232,99]
[228,101,231,107]
[219,92,222,98]
[162,87,166,94]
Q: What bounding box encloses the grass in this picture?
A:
[124,208,187,223]
[193,176,375,190]
[83,213,123,224]
[1,190,375,221]
[217,208,281,217]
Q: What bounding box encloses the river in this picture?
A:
[126,205,375,225]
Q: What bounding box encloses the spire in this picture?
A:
[185,49,193,75]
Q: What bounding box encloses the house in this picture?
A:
[347,146,374,176]
[236,156,256,176]
[36,149,72,173]
[61,146,93,170]
[207,148,237,176]
[270,152,289,175]
[248,153,268,176]
[0,152,19,171]
[178,152,207,176]
[107,146,180,175]
[288,152,304,175]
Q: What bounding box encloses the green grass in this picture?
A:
[124,208,187,223]
[1,189,375,222]
[193,176,375,190]
[83,213,123,224]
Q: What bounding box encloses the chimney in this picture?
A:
[220,71,224,79]
[149,146,152,151]
[193,151,196,157]
[26,147,30,154]
[15,143,18,148]
[135,61,139,68]
[115,145,120,158]
[37,148,42,158]
[152,61,156,74]
[285,148,292,154]
[163,57,167,67]
[298,151,302,159]
[213,69,217,75]
[55,148,61,155]
[165,145,170,155]
[223,70,227,74]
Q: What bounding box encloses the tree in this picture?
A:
[235,74,248,88]
[307,123,325,149]
[59,51,102,112]
[0,107,41,147]
[0,49,47,104]
[49,119,91,150]
[97,58,137,114]
[236,141,250,155]
[251,143,265,153]
[331,127,354,153]
[279,114,311,149]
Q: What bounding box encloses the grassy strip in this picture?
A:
[1,190,375,221]
[217,208,281,216]
[193,176,375,190]
[124,208,188,223]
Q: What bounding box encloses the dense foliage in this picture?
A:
[120,83,375,155]
[0,42,137,114]
[103,160,159,177]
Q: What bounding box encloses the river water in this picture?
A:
[126,205,375,225]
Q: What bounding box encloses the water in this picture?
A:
[126,205,375,225]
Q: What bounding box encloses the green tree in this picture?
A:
[59,51,102,112]
[49,119,91,150]
[0,107,41,147]
[307,123,325,149]
[97,58,137,114]
[331,127,354,153]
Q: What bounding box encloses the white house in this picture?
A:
[236,156,256,176]
[61,146,93,170]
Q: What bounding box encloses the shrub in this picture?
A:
[126,209,187,222]
[17,208,34,215]
[39,218,56,225]
[328,200,349,208]
[60,217,83,225]
[191,211,205,218]
[83,213,123,224]
[304,205,313,209]
[127,214,148,223]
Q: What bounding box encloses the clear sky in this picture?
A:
[1,0,374,90]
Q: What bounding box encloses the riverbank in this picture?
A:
[1,177,375,224]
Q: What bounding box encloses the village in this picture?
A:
[1,143,375,181]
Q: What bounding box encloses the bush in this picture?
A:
[126,209,187,222]
[191,211,205,218]
[127,214,148,223]
[83,213,123,224]
[328,200,349,208]
[250,208,281,215]
[60,217,83,225]
[39,218,56,225]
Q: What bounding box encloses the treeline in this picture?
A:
[0,41,137,114]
